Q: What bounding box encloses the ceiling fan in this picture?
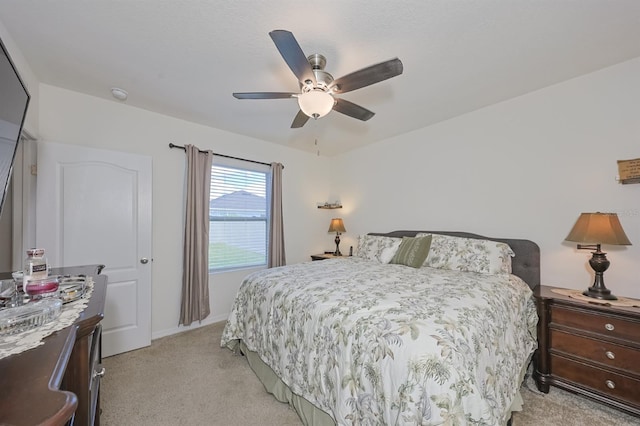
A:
[233,30,403,128]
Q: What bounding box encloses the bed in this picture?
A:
[221,230,540,425]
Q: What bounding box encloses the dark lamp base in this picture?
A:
[333,234,342,256]
[582,249,617,300]
[583,287,617,301]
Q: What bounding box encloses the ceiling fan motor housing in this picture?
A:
[302,54,333,92]
[308,53,326,70]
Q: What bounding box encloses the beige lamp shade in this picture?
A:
[565,212,631,245]
[328,218,346,234]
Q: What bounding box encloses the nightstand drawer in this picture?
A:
[550,329,640,374]
[551,355,640,407]
[551,305,640,342]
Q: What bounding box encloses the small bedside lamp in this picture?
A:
[328,218,346,256]
[565,212,632,300]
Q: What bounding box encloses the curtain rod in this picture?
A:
[168,143,282,169]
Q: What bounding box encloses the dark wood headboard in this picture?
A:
[369,230,540,290]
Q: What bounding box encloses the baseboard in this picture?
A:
[151,312,228,341]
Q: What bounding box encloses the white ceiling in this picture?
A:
[1,1,639,156]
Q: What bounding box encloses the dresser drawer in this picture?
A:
[89,324,104,426]
[550,329,640,374]
[551,305,640,342]
[551,354,640,407]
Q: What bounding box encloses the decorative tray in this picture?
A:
[58,275,87,303]
[0,275,88,336]
[0,298,62,336]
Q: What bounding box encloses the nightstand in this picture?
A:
[534,285,640,417]
[310,253,345,261]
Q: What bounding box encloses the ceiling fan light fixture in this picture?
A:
[298,90,334,118]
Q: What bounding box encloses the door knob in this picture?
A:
[140,258,149,264]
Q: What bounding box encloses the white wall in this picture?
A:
[36,85,334,337]
[334,57,640,299]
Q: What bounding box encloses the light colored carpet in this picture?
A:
[100,321,639,426]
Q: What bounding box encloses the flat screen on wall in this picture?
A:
[0,36,30,219]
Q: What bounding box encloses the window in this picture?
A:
[209,160,270,271]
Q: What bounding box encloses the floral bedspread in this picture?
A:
[221,257,538,425]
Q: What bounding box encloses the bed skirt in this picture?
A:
[238,340,335,425]
[235,340,527,426]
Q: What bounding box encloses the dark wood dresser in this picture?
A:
[0,265,107,426]
[534,285,640,417]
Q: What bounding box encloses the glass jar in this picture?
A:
[24,248,48,285]
[24,276,59,300]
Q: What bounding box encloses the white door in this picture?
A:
[36,142,152,357]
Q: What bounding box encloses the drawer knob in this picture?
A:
[604,323,615,331]
[93,367,106,379]
[605,380,616,389]
[605,351,615,360]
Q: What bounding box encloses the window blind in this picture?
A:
[209,164,269,271]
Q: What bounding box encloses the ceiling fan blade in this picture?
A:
[269,30,316,86]
[291,110,310,128]
[332,98,375,121]
[330,58,403,94]
[233,92,297,99]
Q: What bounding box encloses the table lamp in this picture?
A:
[328,218,346,256]
[565,212,632,300]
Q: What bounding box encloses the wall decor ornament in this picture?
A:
[617,158,640,184]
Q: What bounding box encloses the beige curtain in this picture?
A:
[268,162,286,268]
[179,144,213,326]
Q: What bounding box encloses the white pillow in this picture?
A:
[356,235,402,263]
[417,233,514,274]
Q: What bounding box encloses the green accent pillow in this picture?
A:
[390,235,432,268]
